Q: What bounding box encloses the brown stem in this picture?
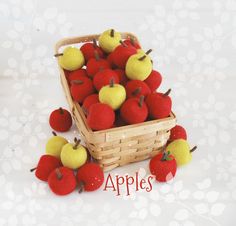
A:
[132,87,141,96]
[190,146,197,153]
[73,138,81,149]
[163,89,171,96]
[161,151,168,161]
[52,131,57,136]
[119,40,128,47]
[30,167,37,172]
[145,49,152,55]
[94,50,100,61]
[71,80,84,85]
[139,95,144,107]
[54,53,63,57]
[59,107,64,114]
[55,168,63,180]
[138,49,152,61]
[110,78,114,87]
[110,29,114,37]
[78,181,85,193]
[99,66,104,72]
[92,39,97,48]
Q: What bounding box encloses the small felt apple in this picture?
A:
[67,69,88,85]
[112,41,137,69]
[146,89,172,119]
[125,80,151,98]
[60,138,87,170]
[30,155,62,182]
[120,96,148,124]
[144,70,162,92]
[55,46,85,71]
[149,151,177,182]
[82,94,99,115]
[49,107,72,132]
[114,69,128,86]
[123,37,141,49]
[169,125,187,142]
[46,131,68,158]
[99,79,126,110]
[166,139,197,166]
[86,51,111,78]
[125,49,153,81]
[48,167,77,195]
[77,163,104,192]
[87,103,115,130]
[70,77,95,103]
[93,69,119,91]
[98,29,121,53]
[80,39,104,61]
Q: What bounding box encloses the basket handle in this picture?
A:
[54,32,139,55]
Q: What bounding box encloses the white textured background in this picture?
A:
[0,0,236,225]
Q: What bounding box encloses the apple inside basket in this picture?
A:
[55,32,176,171]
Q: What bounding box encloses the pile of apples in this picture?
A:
[56,29,172,131]
[31,109,104,196]
[31,29,197,196]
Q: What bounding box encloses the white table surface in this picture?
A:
[0,0,236,225]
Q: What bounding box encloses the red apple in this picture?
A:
[49,107,72,132]
[70,77,95,103]
[146,89,172,119]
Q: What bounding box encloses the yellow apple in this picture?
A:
[125,49,152,81]
[166,139,197,166]
[99,80,126,110]
[98,29,121,53]
[56,46,85,71]
[46,132,68,158]
[60,139,87,170]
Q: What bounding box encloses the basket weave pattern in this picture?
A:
[55,33,177,171]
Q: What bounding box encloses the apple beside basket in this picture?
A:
[55,32,177,172]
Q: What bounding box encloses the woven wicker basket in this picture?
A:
[55,32,177,171]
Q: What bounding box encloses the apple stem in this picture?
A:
[163,89,171,96]
[52,131,57,136]
[54,53,63,57]
[139,95,144,107]
[59,107,64,114]
[119,40,128,47]
[190,146,197,153]
[138,49,152,61]
[73,138,81,149]
[161,151,171,161]
[71,80,84,85]
[92,39,97,48]
[145,49,152,55]
[99,66,104,72]
[110,78,114,87]
[94,50,100,61]
[78,181,85,193]
[132,87,141,96]
[30,167,37,172]
[110,29,115,37]
[55,168,63,180]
